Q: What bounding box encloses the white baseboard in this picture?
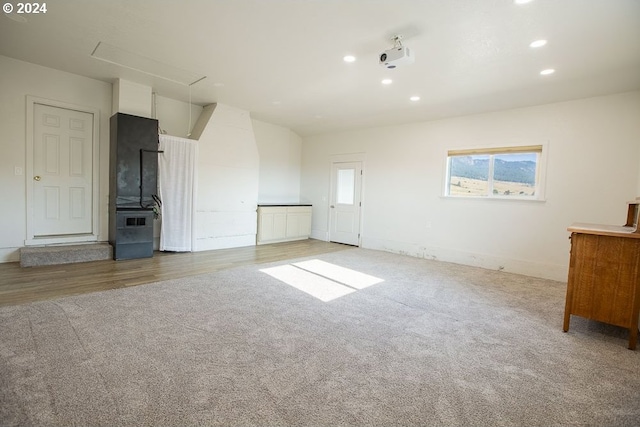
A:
[361,237,568,282]
[310,229,329,241]
[194,234,256,252]
[0,247,20,263]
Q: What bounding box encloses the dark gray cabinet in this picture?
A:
[109,113,159,260]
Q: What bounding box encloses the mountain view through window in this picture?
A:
[448,152,538,197]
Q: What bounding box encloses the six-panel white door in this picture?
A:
[329,161,362,246]
[32,104,94,237]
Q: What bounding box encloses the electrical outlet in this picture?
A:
[14,166,23,176]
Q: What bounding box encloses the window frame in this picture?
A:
[443,143,547,201]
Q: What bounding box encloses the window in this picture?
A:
[445,145,544,199]
[336,168,355,205]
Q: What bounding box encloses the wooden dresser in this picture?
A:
[563,199,640,350]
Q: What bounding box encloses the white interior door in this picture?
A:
[32,104,94,237]
[329,161,362,246]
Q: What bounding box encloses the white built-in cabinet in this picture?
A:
[257,205,312,245]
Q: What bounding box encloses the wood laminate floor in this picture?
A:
[0,239,351,307]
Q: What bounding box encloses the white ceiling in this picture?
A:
[2,0,639,136]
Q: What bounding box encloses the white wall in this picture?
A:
[113,79,152,118]
[0,55,112,262]
[301,91,640,281]
[155,94,203,139]
[192,103,260,251]
[253,119,302,203]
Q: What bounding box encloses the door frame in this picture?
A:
[328,153,365,246]
[25,96,101,246]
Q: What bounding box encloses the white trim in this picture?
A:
[328,153,366,246]
[310,229,329,241]
[362,236,568,282]
[330,152,366,163]
[25,235,99,246]
[25,96,101,246]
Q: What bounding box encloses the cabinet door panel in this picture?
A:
[258,207,287,242]
[286,207,312,238]
[258,206,311,244]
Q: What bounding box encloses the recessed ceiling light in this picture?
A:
[410,96,421,102]
[540,69,555,75]
[381,79,393,85]
[530,39,547,48]
[343,55,356,63]
[514,0,533,4]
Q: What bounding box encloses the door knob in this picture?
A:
[33,176,41,181]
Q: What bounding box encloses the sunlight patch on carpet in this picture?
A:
[260,260,383,302]
[292,259,384,290]
[260,265,355,302]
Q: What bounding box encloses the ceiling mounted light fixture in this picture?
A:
[343,55,356,63]
[530,39,547,48]
[381,78,393,85]
[540,68,555,75]
[410,95,421,102]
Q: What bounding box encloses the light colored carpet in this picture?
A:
[1,248,639,426]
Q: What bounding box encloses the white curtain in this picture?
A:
[158,134,197,252]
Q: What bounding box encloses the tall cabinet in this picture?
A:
[563,199,640,349]
[109,113,159,260]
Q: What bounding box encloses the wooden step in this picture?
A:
[20,243,113,267]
